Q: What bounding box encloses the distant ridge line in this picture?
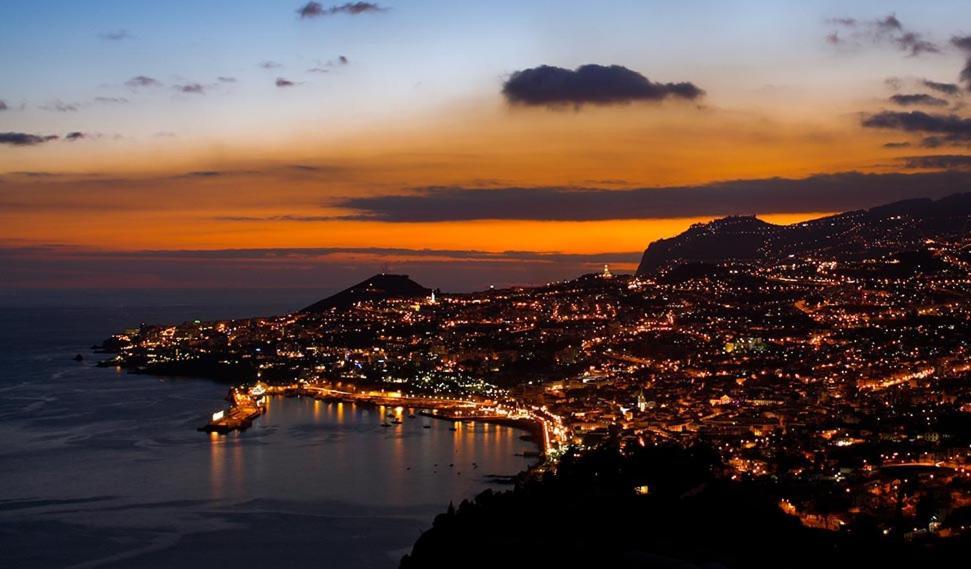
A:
[635,192,971,275]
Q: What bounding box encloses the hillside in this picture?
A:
[636,193,971,275]
[301,274,432,312]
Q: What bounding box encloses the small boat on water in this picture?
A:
[392,418,403,424]
[422,424,432,429]
[381,422,392,427]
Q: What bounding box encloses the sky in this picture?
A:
[2,0,971,292]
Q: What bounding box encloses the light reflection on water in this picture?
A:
[203,396,531,506]
[0,304,538,569]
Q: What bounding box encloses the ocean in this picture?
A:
[0,290,537,569]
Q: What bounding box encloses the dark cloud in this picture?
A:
[0,244,636,291]
[889,93,948,107]
[94,96,128,104]
[276,77,296,88]
[259,60,283,70]
[9,171,59,177]
[826,13,940,56]
[219,214,338,222]
[39,101,79,112]
[308,55,350,72]
[175,83,205,94]
[883,141,912,148]
[168,167,327,180]
[64,132,87,141]
[171,170,262,179]
[825,17,858,27]
[286,164,332,172]
[179,171,223,178]
[920,137,953,148]
[125,75,162,88]
[99,29,132,41]
[328,171,971,222]
[921,79,961,96]
[0,132,59,146]
[899,154,971,169]
[501,64,703,108]
[0,101,7,111]
[874,14,902,32]
[135,247,640,266]
[894,32,940,56]
[9,165,337,186]
[297,2,385,19]
[217,76,237,83]
[584,178,629,186]
[952,36,971,91]
[862,110,971,146]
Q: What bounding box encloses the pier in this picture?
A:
[199,387,267,433]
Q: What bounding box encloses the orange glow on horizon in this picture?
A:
[0,97,912,272]
[1,212,829,254]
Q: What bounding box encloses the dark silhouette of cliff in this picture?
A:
[636,193,971,275]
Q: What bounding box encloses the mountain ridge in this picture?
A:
[636,192,971,275]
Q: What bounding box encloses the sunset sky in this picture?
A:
[3,1,971,291]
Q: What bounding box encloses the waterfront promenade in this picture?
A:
[203,381,568,460]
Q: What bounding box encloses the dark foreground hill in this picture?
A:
[636,193,971,275]
[400,444,968,569]
[301,273,431,312]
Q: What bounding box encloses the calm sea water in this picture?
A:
[0,291,536,569]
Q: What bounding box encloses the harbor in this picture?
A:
[201,381,567,460]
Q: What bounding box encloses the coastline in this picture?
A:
[96,346,560,466]
[267,385,550,467]
[196,381,561,465]
[3,335,532,569]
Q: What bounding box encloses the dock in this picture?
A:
[199,388,267,433]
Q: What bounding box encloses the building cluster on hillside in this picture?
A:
[103,238,971,541]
